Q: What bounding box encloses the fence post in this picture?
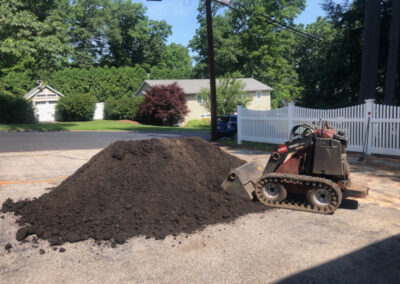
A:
[287,102,295,137]
[237,104,243,144]
[364,99,375,155]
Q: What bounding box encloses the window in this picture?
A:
[36,94,46,98]
[196,95,204,105]
[35,101,46,105]
[200,114,211,118]
[47,93,57,97]
[256,91,262,100]
[49,101,58,104]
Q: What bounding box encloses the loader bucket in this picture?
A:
[221,157,269,201]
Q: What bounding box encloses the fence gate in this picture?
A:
[237,99,400,157]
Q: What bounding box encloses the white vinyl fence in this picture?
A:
[237,99,400,156]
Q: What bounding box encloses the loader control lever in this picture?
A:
[289,124,315,142]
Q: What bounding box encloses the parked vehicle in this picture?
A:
[217,115,237,138]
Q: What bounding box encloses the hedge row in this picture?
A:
[0,93,36,123]
[0,65,194,100]
[48,66,148,102]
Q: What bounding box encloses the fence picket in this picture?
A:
[237,100,400,156]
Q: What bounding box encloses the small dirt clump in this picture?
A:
[2,137,266,245]
[4,243,12,251]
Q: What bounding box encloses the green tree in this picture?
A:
[159,44,192,70]
[295,0,395,107]
[200,78,251,115]
[149,43,193,79]
[189,0,305,108]
[67,0,107,68]
[0,0,70,78]
[102,1,171,69]
[0,71,35,97]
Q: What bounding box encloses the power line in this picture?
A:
[213,0,321,41]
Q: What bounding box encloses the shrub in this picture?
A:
[56,94,96,121]
[200,78,251,115]
[138,83,189,126]
[0,93,36,123]
[104,96,144,120]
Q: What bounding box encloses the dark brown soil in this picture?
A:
[2,137,266,245]
[4,243,12,251]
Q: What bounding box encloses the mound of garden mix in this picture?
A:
[2,137,265,245]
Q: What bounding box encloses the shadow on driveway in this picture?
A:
[278,234,400,283]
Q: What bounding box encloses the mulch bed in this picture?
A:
[2,137,266,246]
[118,119,140,125]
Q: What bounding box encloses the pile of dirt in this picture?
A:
[2,137,266,245]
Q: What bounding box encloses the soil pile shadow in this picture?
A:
[2,137,266,245]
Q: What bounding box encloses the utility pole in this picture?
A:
[384,0,400,105]
[359,0,381,102]
[205,0,218,141]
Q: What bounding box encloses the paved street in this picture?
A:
[0,131,210,153]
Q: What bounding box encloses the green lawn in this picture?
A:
[0,120,210,132]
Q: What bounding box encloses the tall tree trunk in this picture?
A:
[384,0,400,105]
[359,0,382,101]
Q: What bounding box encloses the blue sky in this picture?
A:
[136,0,330,48]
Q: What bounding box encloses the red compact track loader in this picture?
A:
[222,122,368,214]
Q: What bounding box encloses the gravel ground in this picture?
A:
[1,148,399,283]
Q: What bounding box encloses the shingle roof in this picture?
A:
[135,78,272,96]
[24,85,64,99]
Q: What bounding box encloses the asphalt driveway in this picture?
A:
[1,148,399,283]
[0,131,210,153]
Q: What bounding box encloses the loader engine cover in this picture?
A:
[312,137,346,177]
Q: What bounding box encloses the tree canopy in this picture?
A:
[190,0,399,107]
[0,0,192,99]
[0,0,398,107]
[295,0,396,107]
[189,0,306,108]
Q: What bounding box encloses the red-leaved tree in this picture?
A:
[139,83,189,126]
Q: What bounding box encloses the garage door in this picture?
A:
[35,102,56,122]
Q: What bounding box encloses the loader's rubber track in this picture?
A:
[254,173,342,214]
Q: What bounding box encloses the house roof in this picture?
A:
[24,85,64,99]
[134,78,273,96]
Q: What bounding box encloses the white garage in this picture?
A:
[24,82,64,122]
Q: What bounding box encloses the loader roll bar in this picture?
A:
[289,124,315,142]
